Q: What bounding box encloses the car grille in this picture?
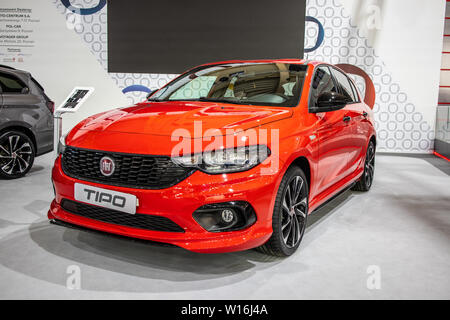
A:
[61,146,194,189]
[61,199,185,233]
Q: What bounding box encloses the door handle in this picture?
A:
[343,116,351,122]
[362,112,368,117]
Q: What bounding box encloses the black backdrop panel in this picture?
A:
[107,0,306,74]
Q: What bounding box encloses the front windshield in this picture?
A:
[150,62,308,107]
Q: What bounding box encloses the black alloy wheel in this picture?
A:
[352,141,375,191]
[258,166,309,256]
[0,131,35,179]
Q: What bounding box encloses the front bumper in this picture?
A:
[49,156,281,253]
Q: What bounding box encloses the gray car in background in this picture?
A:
[0,65,54,179]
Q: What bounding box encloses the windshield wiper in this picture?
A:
[147,97,252,105]
[147,98,165,102]
[198,97,250,105]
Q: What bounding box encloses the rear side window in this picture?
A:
[309,66,338,109]
[330,68,357,103]
[30,76,44,92]
[0,72,27,93]
[349,78,360,102]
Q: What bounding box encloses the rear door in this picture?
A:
[330,67,366,173]
[28,75,54,153]
[0,71,51,153]
[310,66,354,195]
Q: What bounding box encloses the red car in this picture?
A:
[48,59,376,256]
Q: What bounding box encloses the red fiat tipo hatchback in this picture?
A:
[49,59,376,256]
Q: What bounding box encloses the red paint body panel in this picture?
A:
[49,59,376,253]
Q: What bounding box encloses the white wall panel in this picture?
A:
[1,0,446,153]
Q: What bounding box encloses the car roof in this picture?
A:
[195,58,325,67]
[0,65,30,76]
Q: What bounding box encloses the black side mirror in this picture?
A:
[146,89,157,100]
[314,91,348,112]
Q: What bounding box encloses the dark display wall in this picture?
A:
[107,0,306,74]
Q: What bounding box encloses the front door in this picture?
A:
[309,66,354,195]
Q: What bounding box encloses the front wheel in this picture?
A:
[257,166,309,257]
[0,131,35,179]
[352,141,375,191]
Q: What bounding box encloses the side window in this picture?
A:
[330,68,357,103]
[0,72,27,94]
[349,78,360,102]
[309,66,338,109]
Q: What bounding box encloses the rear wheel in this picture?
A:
[0,131,35,179]
[352,141,375,191]
[257,166,308,257]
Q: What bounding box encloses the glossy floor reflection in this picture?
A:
[0,153,449,299]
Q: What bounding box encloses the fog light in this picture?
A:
[221,209,235,223]
[193,201,256,232]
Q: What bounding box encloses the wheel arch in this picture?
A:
[369,135,376,147]
[288,156,311,191]
[0,125,37,152]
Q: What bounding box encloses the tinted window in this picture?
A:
[152,63,308,107]
[30,76,44,92]
[330,68,356,102]
[309,66,338,109]
[349,78,360,102]
[0,72,26,93]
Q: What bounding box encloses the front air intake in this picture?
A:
[60,199,185,233]
[61,146,194,189]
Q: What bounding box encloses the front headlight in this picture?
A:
[172,145,270,174]
[57,134,67,155]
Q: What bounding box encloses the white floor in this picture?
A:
[0,153,449,299]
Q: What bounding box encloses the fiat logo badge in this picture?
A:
[100,156,115,176]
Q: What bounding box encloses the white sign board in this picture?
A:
[56,87,95,114]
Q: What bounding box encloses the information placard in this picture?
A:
[56,87,94,114]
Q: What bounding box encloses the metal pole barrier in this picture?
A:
[53,111,64,159]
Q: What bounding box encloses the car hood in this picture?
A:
[75,100,293,138]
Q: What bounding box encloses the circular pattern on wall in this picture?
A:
[54,0,434,152]
[304,0,433,153]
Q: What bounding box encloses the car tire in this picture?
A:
[257,166,309,257]
[0,130,35,179]
[352,140,375,192]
